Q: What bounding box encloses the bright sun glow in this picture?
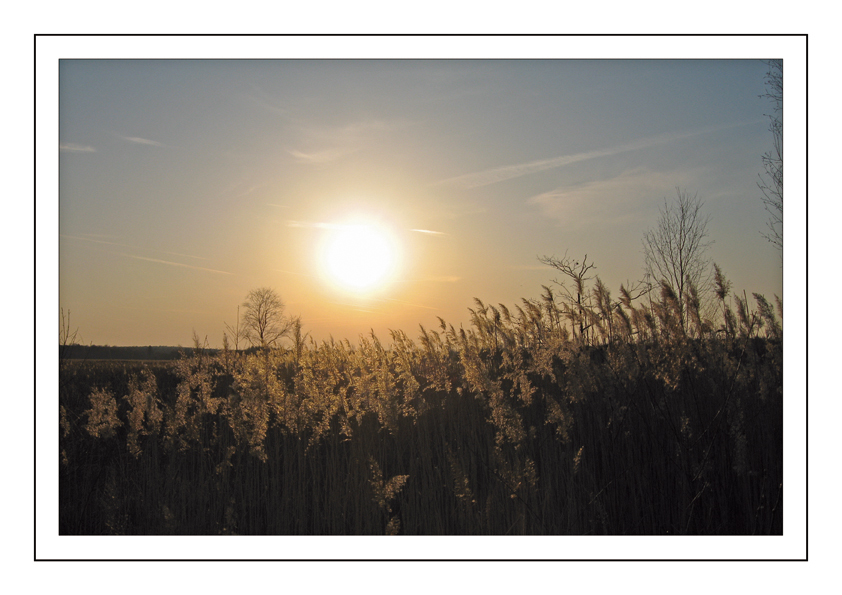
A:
[321,222,398,293]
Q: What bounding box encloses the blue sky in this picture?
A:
[59,57,783,346]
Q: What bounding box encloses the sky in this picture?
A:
[59,57,784,347]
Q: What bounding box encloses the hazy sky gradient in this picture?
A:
[59,58,782,346]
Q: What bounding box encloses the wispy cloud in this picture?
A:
[242,87,291,118]
[437,121,758,189]
[73,233,118,240]
[305,118,409,142]
[114,305,217,315]
[62,235,208,260]
[60,143,96,153]
[286,118,414,166]
[232,185,263,198]
[265,203,289,209]
[216,178,267,200]
[410,228,446,235]
[286,220,345,230]
[120,135,164,147]
[117,253,231,275]
[527,167,691,229]
[61,235,138,250]
[287,148,352,164]
[439,150,607,189]
[158,250,208,261]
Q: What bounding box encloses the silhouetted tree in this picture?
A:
[758,59,783,255]
[224,305,246,351]
[59,307,80,366]
[538,252,597,343]
[241,287,296,350]
[642,188,713,329]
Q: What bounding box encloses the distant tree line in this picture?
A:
[60,345,198,361]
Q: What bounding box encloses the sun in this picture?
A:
[320,221,399,293]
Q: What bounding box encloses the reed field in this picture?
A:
[59,271,783,535]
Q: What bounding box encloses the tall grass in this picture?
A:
[59,271,782,534]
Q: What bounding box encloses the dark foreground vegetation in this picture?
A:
[59,275,782,535]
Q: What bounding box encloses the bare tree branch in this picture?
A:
[224,305,245,352]
[642,188,714,329]
[758,59,783,255]
[537,252,597,342]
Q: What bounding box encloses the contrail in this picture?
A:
[117,253,231,275]
[62,235,208,260]
[60,143,96,153]
[121,135,163,146]
[286,220,344,230]
[437,120,760,189]
[410,228,446,235]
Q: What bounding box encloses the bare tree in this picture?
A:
[224,305,246,352]
[60,307,79,363]
[241,287,296,350]
[539,252,648,344]
[758,59,783,254]
[538,252,597,343]
[642,188,713,329]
